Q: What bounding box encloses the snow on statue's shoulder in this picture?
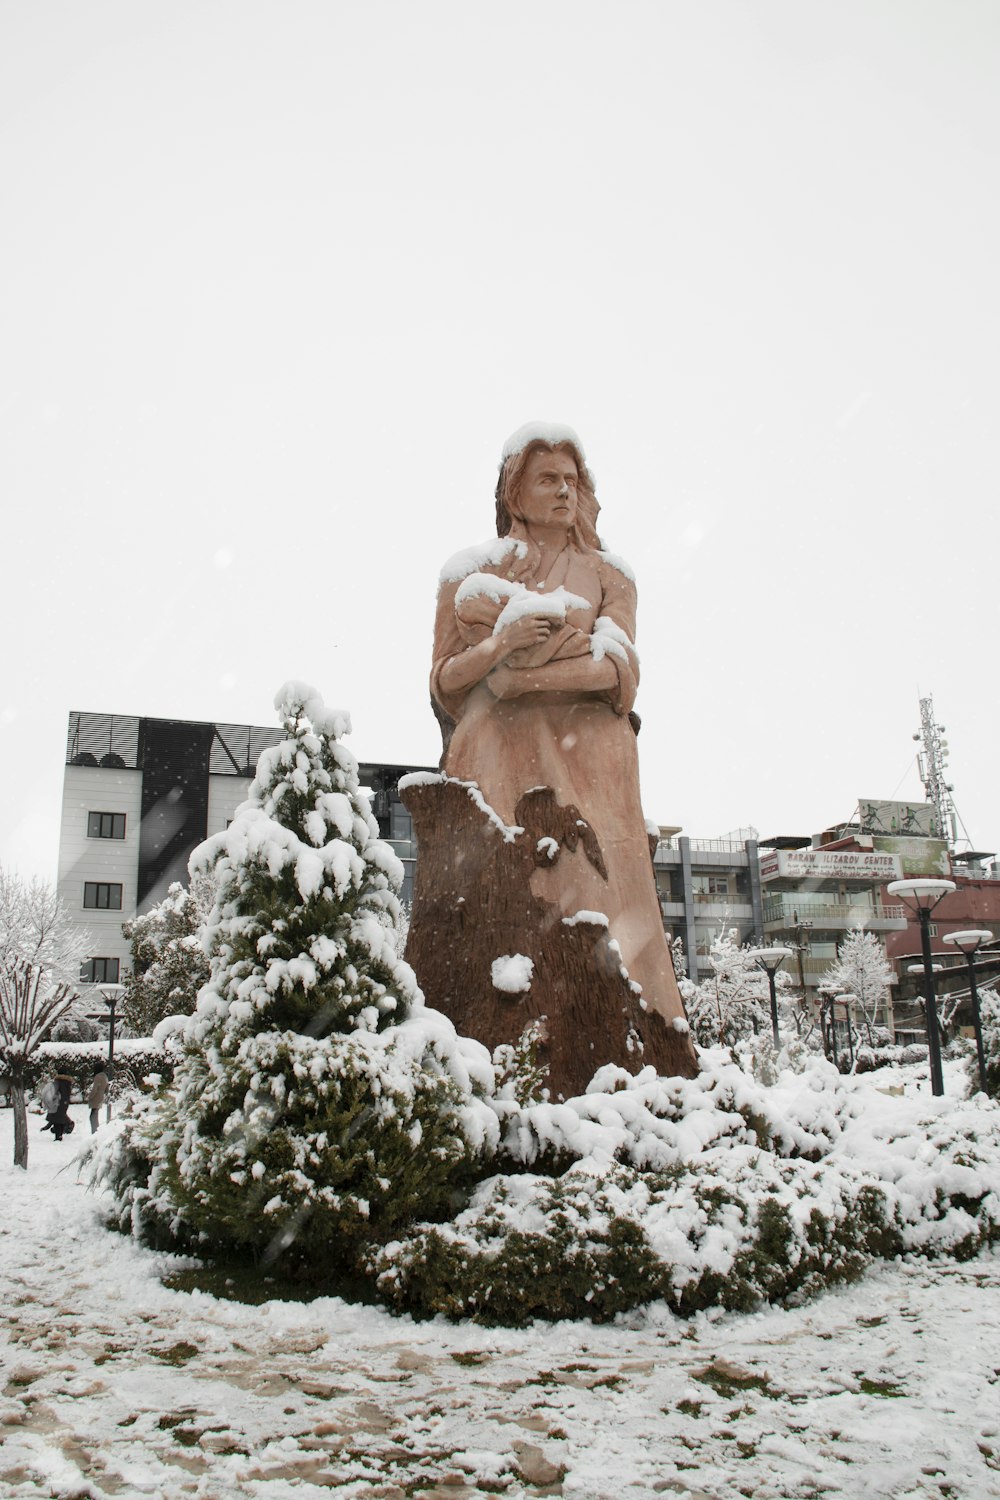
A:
[273,679,352,740]
[598,549,636,582]
[439,537,526,585]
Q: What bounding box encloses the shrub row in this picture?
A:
[0,1041,174,1102]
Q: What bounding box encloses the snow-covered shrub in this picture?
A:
[23,1039,177,1099]
[979,987,1000,1098]
[49,1013,100,1043]
[492,1020,548,1106]
[370,1154,900,1326]
[370,1058,1000,1324]
[853,1041,927,1074]
[94,683,498,1270]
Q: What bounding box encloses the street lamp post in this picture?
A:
[746,946,793,1050]
[837,994,857,1071]
[942,929,994,1092]
[791,913,813,993]
[817,983,842,1066]
[888,879,956,1097]
[84,984,123,1122]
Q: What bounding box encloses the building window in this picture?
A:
[83,882,123,910]
[80,957,120,984]
[692,872,733,902]
[88,811,126,840]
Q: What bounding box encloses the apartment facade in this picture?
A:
[59,710,429,991]
[653,830,765,982]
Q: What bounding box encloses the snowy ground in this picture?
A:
[2,1100,1000,1500]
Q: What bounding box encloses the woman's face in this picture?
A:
[514,447,580,532]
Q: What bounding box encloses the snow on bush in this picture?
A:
[21,1039,178,1099]
[979,985,1000,1098]
[92,683,498,1270]
[370,1054,1000,1324]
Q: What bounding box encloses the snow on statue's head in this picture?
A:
[495,421,601,553]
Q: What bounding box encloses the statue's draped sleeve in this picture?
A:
[592,556,640,717]
[431,578,474,724]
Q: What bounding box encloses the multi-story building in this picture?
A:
[653,830,764,983]
[58,710,430,991]
[755,837,908,1026]
[787,801,1000,1038]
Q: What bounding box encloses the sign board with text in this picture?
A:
[759,848,903,884]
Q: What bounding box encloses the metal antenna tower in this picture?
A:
[912,694,957,846]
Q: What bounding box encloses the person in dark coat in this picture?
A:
[88,1065,109,1132]
[51,1072,75,1141]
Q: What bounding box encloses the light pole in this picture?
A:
[942,929,993,1092]
[888,879,956,1097]
[747,946,793,1050]
[790,914,813,1013]
[817,982,843,1066]
[85,984,123,1122]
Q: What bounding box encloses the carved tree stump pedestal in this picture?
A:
[402,776,698,1100]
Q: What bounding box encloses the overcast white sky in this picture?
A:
[2,0,998,883]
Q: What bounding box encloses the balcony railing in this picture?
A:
[762,898,906,926]
[656,836,756,856]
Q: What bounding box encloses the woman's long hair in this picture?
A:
[493,439,602,583]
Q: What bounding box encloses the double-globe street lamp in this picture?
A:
[746,946,793,1050]
[942,928,994,1092]
[887,878,956,1097]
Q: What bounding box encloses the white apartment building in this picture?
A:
[58,710,428,990]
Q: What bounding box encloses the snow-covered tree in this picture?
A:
[0,867,90,1168]
[683,927,791,1049]
[0,866,90,986]
[96,683,497,1273]
[977,985,1000,1098]
[821,927,893,1048]
[671,935,688,983]
[119,875,217,1036]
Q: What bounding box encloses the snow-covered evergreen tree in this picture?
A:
[119,875,216,1036]
[97,683,497,1271]
[821,927,893,1047]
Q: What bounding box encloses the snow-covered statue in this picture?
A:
[402,423,698,1097]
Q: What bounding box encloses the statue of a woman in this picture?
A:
[422,422,693,1055]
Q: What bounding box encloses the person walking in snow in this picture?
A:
[88,1064,109,1132]
[50,1072,75,1140]
[39,1075,60,1133]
